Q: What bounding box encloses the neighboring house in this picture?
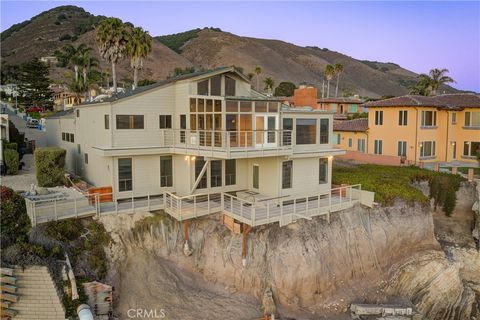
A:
[333,118,368,152]
[40,56,59,66]
[53,92,85,111]
[45,67,348,214]
[288,84,365,117]
[363,94,480,165]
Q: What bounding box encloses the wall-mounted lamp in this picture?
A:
[184,156,189,161]
[328,156,334,160]
[191,156,196,161]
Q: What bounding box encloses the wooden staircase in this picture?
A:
[1,268,18,320]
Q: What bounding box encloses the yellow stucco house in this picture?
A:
[333,118,368,152]
[362,94,480,165]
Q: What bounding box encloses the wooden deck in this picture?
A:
[24,185,362,227]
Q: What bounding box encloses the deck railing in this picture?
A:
[164,192,222,220]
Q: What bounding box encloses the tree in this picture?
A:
[68,75,87,106]
[334,63,344,98]
[263,77,275,96]
[35,147,66,187]
[55,44,90,82]
[254,66,262,91]
[17,58,53,108]
[410,74,433,96]
[274,82,296,97]
[324,64,335,98]
[428,68,455,95]
[247,72,255,81]
[126,26,152,90]
[96,17,128,94]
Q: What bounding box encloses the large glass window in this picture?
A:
[319,118,329,144]
[319,158,328,184]
[180,114,186,143]
[104,115,109,129]
[210,160,222,187]
[375,110,383,125]
[357,139,365,152]
[399,110,408,126]
[420,141,436,157]
[253,165,259,189]
[421,111,437,127]
[225,159,236,185]
[159,115,172,129]
[398,141,407,156]
[282,160,293,189]
[296,119,317,144]
[255,101,267,113]
[160,156,173,187]
[225,76,236,96]
[210,75,221,96]
[197,80,209,95]
[283,118,293,145]
[463,141,480,157]
[116,115,144,129]
[464,112,480,127]
[195,157,207,189]
[374,140,383,154]
[118,158,132,192]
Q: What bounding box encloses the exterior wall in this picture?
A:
[367,106,479,164]
[45,116,78,174]
[337,151,402,166]
[293,87,318,108]
[333,130,368,152]
[320,102,365,114]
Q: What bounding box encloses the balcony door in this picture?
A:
[255,115,277,147]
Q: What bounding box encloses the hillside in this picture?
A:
[1,5,459,97]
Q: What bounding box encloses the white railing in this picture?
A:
[164,192,222,220]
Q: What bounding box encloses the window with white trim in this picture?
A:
[420,141,436,158]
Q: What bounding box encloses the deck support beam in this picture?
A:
[242,225,252,267]
[183,220,193,256]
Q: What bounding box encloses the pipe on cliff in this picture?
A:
[77,304,94,320]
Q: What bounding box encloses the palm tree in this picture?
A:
[56,44,89,82]
[254,66,262,91]
[68,75,87,106]
[428,68,455,95]
[96,18,128,94]
[324,64,335,98]
[334,63,344,98]
[410,74,432,96]
[126,27,152,90]
[247,72,255,81]
[263,77,275,96]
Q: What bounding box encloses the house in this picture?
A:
[333,118,368,152]
[362,94,480,165]
[40,66,364,228]
[289,84,365,117]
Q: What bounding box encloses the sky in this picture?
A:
[1,1,479,92]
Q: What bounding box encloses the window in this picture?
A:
[399,110,408,126]
[451,112,457,124]
[180,115,186,143]
[104,115,109,129]
[225,159,236,185]
[282,160,293,189]
[296,119,316,144]
[348,138,352,148]
[76,109,79,117]
[283,118,293,145]
[70,134,74,143]
[84,153,89,164]
[463,141,480,157]
[159,156,173,187]
[210,160,222,188]
[374,140,383,154]
[118,158,132,192]
[255,101,267,113]
[357,139,365,152]
[253,165,259,189]
[452,141,457,159]
[319,158,328,184]
[332,133,341,145]
[319,119,329,144]
[195,157,207,189]
[197,80,209,95]
[62,132,66,141]
[421,111,437,127]
[77,144,81,154]
[420,141,436,158]
[210,75,221,96]
[116,115,144,129]
[159,115,172,129]
[398,141,407,157]
[225,76,236,96]
[375,110,383,125]
[464,112,480,127]
[348,105,358,113]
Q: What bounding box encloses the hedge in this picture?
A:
[4,142,18,151]
[34,147,66,187]
[4,149,19,175]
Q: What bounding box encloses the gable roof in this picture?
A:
[81,66,250,106]
[362,93,480,109]
[333,118,368,132]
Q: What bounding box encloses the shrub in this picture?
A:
[4,148,19,175]
[3,142,18,151]
[44,220,82,242]
[0,186,30,248]
[34,147,66,187]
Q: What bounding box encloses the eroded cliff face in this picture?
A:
[101,183,480,320]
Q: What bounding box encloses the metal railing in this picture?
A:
[164,192,222,221]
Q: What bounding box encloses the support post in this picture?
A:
[242,225,252,267]
[184,220,189,241]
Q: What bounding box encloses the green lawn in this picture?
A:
[332,163,465,206]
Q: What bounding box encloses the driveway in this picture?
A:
[1,154,37,191]
[3,103,47,147]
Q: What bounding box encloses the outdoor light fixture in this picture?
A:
[185,156,189,161]
[191,156,196,161]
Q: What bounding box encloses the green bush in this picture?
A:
[4,149,19,175]
[0,186,31,248]
[4,142,18,150]
[34,147,66,187]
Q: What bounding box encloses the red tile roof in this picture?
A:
[333,118,368,132]
[362,93,480,109]
[318,98,364,104]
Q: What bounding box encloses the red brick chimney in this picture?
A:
[293,85,318,109]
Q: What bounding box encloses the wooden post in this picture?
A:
[468,168,474,182]
[242,225,252,267]
[183,220,189,241]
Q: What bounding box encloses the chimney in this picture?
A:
[293,85,318,109]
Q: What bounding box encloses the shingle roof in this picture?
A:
[333,118,368,132]
[362,93,480,109]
